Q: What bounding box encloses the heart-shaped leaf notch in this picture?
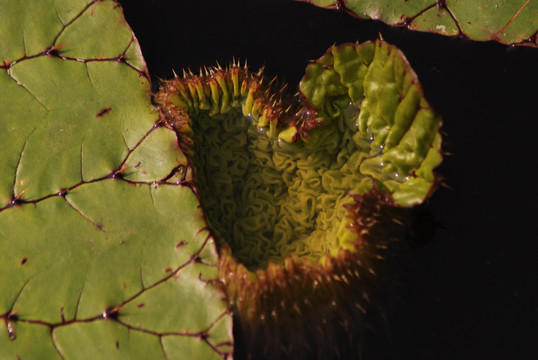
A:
[156,40,442,359]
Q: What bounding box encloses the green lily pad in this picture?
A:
[300,0,538,47]
[0,1,231,359]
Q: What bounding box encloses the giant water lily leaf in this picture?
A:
[155,39,442,358]
[0,1,232,359]
[300,0,538,47]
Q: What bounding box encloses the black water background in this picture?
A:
[122,1,538,359]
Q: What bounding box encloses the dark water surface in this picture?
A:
[122,1,538,359]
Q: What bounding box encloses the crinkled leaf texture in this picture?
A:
[300,40,442,207]
[155,37,442,360]
[300,0,538,47]
[0,1,232,359]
